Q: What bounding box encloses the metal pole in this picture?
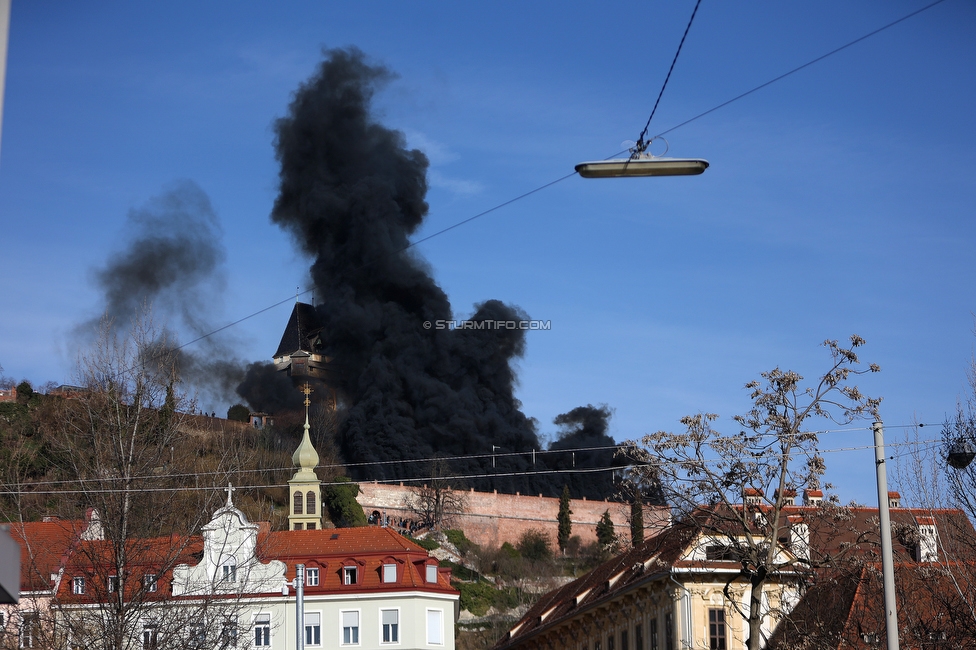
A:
[872,420,899,650]
[296,564,305,650]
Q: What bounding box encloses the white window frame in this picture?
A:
[253,614,271,647]
[141,622,159,650]
[304,611,321,647]
[426,609,443,646]
[343,566,357,585]
[20,611,40,649]
[380,608,400,645]
[383,563,397,583]
[306,567,319,586]
[340,610,360,646]
[426,564,438,583]
[72,577,85,595]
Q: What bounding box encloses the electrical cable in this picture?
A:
[1,433,949,496]
[635,0,703,152]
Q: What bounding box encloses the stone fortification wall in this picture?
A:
[357,482,669,549]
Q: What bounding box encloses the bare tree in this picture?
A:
[620,336,881,650]
[12,313,255,650]
[405,459,468,532]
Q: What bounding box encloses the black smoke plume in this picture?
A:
[264,47,575,495]
[548,405,624,499]
[78,180,244,411]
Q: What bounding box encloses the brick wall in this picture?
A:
[357,482,669,549]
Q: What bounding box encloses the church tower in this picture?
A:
[288,383,322,530]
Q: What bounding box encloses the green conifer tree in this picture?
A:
[557,485,572,552]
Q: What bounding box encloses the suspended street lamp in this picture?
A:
[947,438,976,469]
[575,137,707,178]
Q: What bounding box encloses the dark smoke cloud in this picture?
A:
[78,180,245,412]
[236,361,304,414]
[265,47,576,495]
[548,405,623,499]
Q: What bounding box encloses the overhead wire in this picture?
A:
[1,429,952,497]
[635,0,702,152]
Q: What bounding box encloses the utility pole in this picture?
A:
[872,420,899,650]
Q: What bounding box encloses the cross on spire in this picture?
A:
[301,382,313,408]
[225,482,236,507]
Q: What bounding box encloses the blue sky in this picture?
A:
[2,1,974,505]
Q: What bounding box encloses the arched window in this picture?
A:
[306,491,316,515]
[294,491,303,515]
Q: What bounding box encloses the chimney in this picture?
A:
[802,488,823,507]
[788,515,809,561]
[915,516,938,562]
[774,488,797,506]
[743,488,764,506]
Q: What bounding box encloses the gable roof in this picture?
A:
[496,502,976,649]
[7,519,85,593]
[262,526,456,595]
[768,561,976,649]
[497,521,699,648]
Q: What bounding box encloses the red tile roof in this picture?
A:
[7,519,87,592]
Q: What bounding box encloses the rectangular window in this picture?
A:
[188,622,205,649]
[427,609,443,645]
[307,522,316,530]
[305,612,321,646]
[426,565,438,583]
[222,564,237,582]
[650,619,658,650]
[636,623,643,650]
[108,576,119,593]
[306,568,319,586]
[621,629,629,650]
[608,635,615,650]
[253,615,271,647]
[341,611,359,645]
[708,609,727,650]
[665,613,673,650]
[343,566,357,585]
[72,577,85,595]
[20,612,40,648]
[383,563,397,583]
[144,574,157,592]
[142,624,158,650]
[221,619,238,648]
[381,609,399,644]
[294,522,303,530]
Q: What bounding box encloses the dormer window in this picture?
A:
[72,577,85,595]
[426,565,438,584]
[306,568,319,587]
[343,566,358,585]
[383,563,397,583]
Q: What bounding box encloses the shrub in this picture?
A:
[517,529,553,562]
[445,529,478,555]
[409,535,440,551]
